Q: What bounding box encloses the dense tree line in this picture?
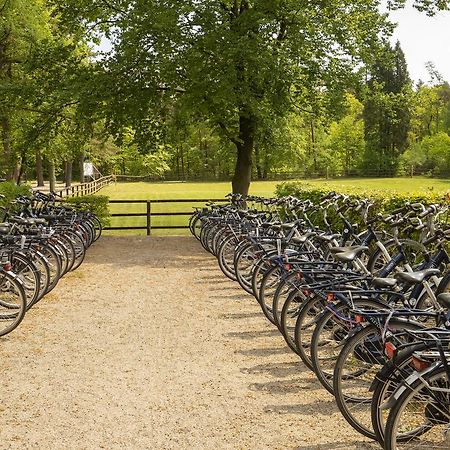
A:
[1,0,449,193]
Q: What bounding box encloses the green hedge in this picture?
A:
[276,181,450,233]
[63,195,110,226]
[276,181,449,213]
[0,182,33,208]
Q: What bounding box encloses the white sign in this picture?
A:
[83,162,94,177]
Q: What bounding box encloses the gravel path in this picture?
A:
[0,237,379,449]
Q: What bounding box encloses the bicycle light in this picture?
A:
[384,342,397,359]
[355,314,364,324]
[411,355,431,372]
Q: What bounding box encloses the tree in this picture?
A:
[0,0,52,180]
[362,42,412,175]
[327,93,365,176]
[1,0,102,186]
[51,0,405,194]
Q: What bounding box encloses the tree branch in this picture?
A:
[217,121,240,146]
[219,1,230,12]
[99,0,127,15]
[277,20,287,42]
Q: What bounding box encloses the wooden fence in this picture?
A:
[105,198,226,235]
[53,175,115,197]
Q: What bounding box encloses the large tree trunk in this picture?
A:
[48,161,56,192]
[65,161,73,187]
[232,114,255,196]
[36,150,44,186]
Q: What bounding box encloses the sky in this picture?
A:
[386,4,450,83]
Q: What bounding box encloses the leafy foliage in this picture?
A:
[0,181,32,207]
[64,194,110,225]
[276,181,449,216]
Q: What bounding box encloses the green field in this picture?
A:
[99,178,450,235]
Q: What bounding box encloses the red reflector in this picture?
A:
[327,292,335,302]
[3,263,12,271]
[296,272,303,280]
[355,314,364,323]
[412,356,430,372]
[384,342,397,359]
[302,289,310,297]
[285,264,292,270]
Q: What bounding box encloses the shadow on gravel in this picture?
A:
[249,377,320,395]
[208,285,237,291]
[196,277,231,284]
[293,440,377,449]
[235,346,292,357]
[225,329,280,339]
[212,294,248,301]
[219,311,261,319]
[241,361,307,377]
[263,398,336,414]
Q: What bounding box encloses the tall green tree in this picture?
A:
[51,0,401,194]
[47,0,450,191]
[0,0,52,179]
[362,41,412,175]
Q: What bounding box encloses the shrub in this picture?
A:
[0,182,33,209]
[276,181,449,215]
[63,195,110,226]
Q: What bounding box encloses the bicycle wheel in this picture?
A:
[310,298,387,395]
[333,320,422,440]
[384,365,450,449]
[234,242,262,295]
[64,230,86,271]
[294,294,327,370]
[58,234,76,273]
[217,233,239,281]
[189,213,202,240]
[279,287,310,354]
[0,270,27,336]
[52,239,70,276]
[272,271,301,328]
[251,250,276,299]
[258,264,286,325]
[40,242,62,293]
[370,342,427,445]
[10,252,41,309]
[91,215,103,242]
[27,250,51,304]
[367,239,427,276]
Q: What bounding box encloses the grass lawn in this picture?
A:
[99,177,449,235]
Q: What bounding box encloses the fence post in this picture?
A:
[146,200,151,236]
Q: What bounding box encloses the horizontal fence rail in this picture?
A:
[33,175,115,198]
[56,175,115,197]
[105,198,227,235]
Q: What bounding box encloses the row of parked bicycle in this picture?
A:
[0,191,102,336]
[190,192,450,449]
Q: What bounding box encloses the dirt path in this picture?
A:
[0,237,378,449]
